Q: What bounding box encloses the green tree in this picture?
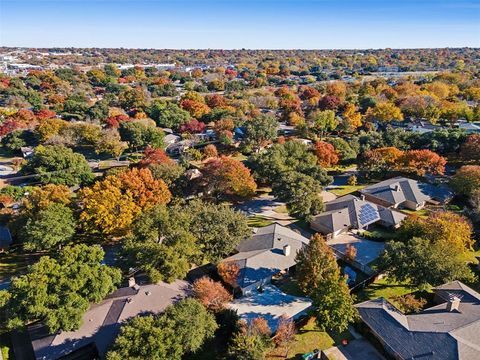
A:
[228,318,273,360]
[148,101,191,130]
[5,244,121,332]
[309,109,338,137]
[379,237,475,288]
[107,298,217,360]
[23,203,76,251]
[119,120,165,150]
[243,114,278,152]
[295,234,357,332]
[22,145,93,186]
[188,200,250,264]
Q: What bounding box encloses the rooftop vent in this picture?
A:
[283,244,291,257]
[446,295,461,312]
[394,185,401,192]
[128,277,136,288]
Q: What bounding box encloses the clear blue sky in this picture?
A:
[1,0,479,49]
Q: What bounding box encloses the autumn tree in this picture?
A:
[95,129,128,159]
[228,318,273,360]
[460,134,480,163]
[273,315,296,358]
[201,156,257,200]
[342,103,362,131]
[193,277,232,312]
[366,102,404,123]
[398,149,446,176]
[217,261,240,288]
[314,141,339,167]
[450,165,480,197]
[359,147,404,175]
[295,234,357,332]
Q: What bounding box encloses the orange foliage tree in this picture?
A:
[314,141,339,167]
[399,149,446,176]
[193,276,232,312]
[217,261,240,288]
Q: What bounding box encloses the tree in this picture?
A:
[22,145,93,186]
[148,101,191,130]
[451,165,480,199]
[123,205,197,282]
[366,102,404,123]
[95,129,128,159]
[179,119,206,134]
[1,130,35,154]
[23,183,71,212]
[107,298,217,360]
[273,172,324,218]
[80,169,171,236]
[180,99,211,119]
[309,109,338,137]
[295,234,356,332]
[273,315,296,358]
[314,141,339,167]
[360,147,404,174]
[243,114,278,152]
[342,103,362,131]
[23,203,76,251]
[228,318,273,360]
[193,277,232,312]
[119,120,165,150]
[460,134,480,162]
[6,244,121,333]
[188,200,250,264]
[398,149,446,176]
[379,237,475,288]
[217,261,240,288]
[203,144,218,158]
[201,156,257,200]
[318,95,342,111]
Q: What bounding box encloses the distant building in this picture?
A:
[356,281,480,360]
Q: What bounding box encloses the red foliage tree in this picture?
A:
[104,114,131,128]
[217,261,240,288]
[180,99,211,119]
[36,109,56,120]
[206,94,228,108]
[314,141,340,167]
[318,95,342,111]
[138,146,174,167]
[179,119,206,134]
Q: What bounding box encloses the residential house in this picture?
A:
[356,281,480,360]
[223,224,309,295]
[359,177,433,211]
[310,195,406,239]
[24,279,189,360]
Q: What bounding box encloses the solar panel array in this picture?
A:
[358,203,380,226]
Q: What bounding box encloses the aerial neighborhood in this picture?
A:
[0,46,479,360]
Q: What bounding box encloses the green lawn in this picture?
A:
[275,278,305,297]
[329,185,366,197]
[267,317,352,360]
[247,216,274,228]
[400,208,430,218]
[273,205,289,214]
[355,276,421,303]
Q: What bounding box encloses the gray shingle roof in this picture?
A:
[360,177,431,207]
[224,224,309,289]
[356,281,480,360]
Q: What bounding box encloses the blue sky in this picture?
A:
[1,0,479,49]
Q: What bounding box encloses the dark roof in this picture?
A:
[356,281,480,360]
[0,226,12,249]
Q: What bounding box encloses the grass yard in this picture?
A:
[329,185,366,197]
[273,205,289,214]
[400,208,430,218]
[247,216,274,228]
[275,277,305,297]
[355,276,421,303]
[267,317,352,360]
[0,250,36,281]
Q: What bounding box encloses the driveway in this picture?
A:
[323,339,385,360]
[235,195,293,221]
[327,233,385,266]
[229,285,311,331]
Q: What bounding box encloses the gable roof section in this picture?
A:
[225,224,310,289]
[360,177,431,207]
[356,281,480,360]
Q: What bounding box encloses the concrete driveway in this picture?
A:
[323,339,385,360]
[229,285,311,331]
[235,195,293,221]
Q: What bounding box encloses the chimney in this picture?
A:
[128,277,136,288]
[446,296,461,312]
[360,194,365,201]
[394,184,401,192]
[283,244,291,257]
